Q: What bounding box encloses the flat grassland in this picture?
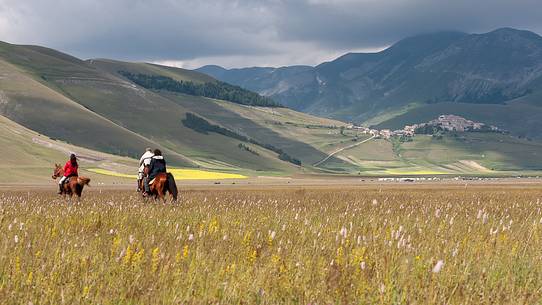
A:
[1,184,542,304]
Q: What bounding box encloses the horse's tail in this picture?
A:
[78,177,91,186]
[167,173,178,202]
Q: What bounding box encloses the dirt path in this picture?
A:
[313,135,375,167]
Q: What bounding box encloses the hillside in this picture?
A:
[1,39,541,177]
[197,28,542,140]
[0,114,136,183]
[0,41,355,176]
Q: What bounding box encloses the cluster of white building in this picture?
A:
[413,115,498,132]
[346,125,413,139]
[346,114,499,139]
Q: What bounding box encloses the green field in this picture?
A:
[318,133,542,175]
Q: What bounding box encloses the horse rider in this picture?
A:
[138,148,154,192]
[58,153,78,194]
[143,149,167,196]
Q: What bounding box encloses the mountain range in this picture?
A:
[197,28,542,140]
[1,28,542,180]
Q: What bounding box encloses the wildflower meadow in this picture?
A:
[1,185,541,304]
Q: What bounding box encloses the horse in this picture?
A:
[141,172,178,202]
[52,164,91,199]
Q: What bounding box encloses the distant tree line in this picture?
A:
[119,71,282,107]
[238,143,259,156]
[182,113,301,166]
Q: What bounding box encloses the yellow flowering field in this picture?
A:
[1,186,542,304]
[87,168,247,180]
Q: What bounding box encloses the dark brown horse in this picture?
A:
[52,164,91,198]
[141,171,178,202]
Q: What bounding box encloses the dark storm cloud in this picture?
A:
[0,0,541,67]
[274,0,542,48]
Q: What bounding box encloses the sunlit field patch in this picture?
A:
[87,168,247,180]
[1,186,542,304]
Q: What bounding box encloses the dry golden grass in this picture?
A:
[1,186,542,304]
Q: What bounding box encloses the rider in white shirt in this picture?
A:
[137,148,154,191]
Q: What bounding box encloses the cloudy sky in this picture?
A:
[0,0,541,68]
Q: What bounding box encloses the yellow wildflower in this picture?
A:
[15,256,21,273]
[26,272,33,285]
[82,286,90,298]
[123,245,133,266]
[132,248,145,268]
[183,244,189,259]
[271,254,281,265]
[336,246,344,266]
[152,247,160,273]
[208,218,219,234]
[247,249,257,263]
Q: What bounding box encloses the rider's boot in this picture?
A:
[58,184,63,195]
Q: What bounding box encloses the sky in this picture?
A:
[0,0,541,69]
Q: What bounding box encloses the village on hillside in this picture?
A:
[347,115,503,139]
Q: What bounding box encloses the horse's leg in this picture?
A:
[156,183,165,203]
[76,186,82,204]
[69,183,77,203]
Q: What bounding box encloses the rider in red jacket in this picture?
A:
[58,154,78,194]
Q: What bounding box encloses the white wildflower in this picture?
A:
[432,260,444,273]
[340,227,347,239]
[452,248,458,257]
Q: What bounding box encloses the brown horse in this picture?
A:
[141,172,178,202]
[52,164,91,198]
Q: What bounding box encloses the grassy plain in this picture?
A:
[1,184,542,304]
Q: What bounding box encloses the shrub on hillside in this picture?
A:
[120,71,282,107]
[182,113,301,166]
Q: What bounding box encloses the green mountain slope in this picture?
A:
[197,28,542,140]
[0,41,351,175]
[0,54,193,165]
[0,114,136,183]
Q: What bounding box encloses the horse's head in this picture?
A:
[52,164,63,179]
